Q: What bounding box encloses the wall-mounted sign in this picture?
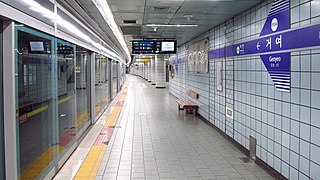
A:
[187,39,209,73]
[141,58,151,62]
[209,0,293,92]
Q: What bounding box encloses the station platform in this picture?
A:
[54,75,273,180]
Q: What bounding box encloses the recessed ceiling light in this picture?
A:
[183,14,194,21]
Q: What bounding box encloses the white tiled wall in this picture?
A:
[169,0,320,179]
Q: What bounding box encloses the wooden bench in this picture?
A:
[176,99,199,115]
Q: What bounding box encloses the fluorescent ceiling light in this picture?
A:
[92,0,131,63]
[146,24,198,27]
[20,0,126,64]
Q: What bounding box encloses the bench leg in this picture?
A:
[184,109,197,116]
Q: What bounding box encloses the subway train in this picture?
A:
[0,0,127,179]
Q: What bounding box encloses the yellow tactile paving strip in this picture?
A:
[73,146,107,180]
[74,79,129,180]
[118,94,126,102]
[105,106,122,127]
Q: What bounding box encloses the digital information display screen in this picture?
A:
[132,40,176,54]
[161,41,175,52]
[29,41,44,52]
[57,43,74,54]
[132,41,154,54]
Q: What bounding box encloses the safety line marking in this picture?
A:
[105,106,121,127]
[74,79,129,179]
[73,146,107,180]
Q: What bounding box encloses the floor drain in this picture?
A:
[100,133,105,135]
[239,157,252,163]
[102,141,109,145]
[116,126,121,128]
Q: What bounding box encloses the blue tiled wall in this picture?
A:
[169,0,320,179]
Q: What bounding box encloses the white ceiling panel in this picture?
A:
[146,0,184,7]
[108,0,145,6]
[113,13,144,20]
[148,13,174,19]
[111,5,144,13]
[146,18,171,24]
[99,0,264,46]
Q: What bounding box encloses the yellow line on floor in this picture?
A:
[20,146,65,180]
[58,96,71,104]
[105,106,122,127]
[95,106,101,113]
[23,95,72,119]
[27,105,48,118]
[74,146,107,180]
[118,95,126,102]
[76,111,88,128]
[73,80,129,179]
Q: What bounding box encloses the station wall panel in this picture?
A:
[169,0,320,179]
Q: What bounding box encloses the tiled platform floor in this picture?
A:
[95,76,274,180]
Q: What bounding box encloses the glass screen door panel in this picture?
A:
[0,19,4,180]
[75,46,90,134]
[56,39,76,159]
[15,25,56,179]
[100,56,109,110]
[112,60,118,99]
[94,54,102,114]
[94,54,110,116]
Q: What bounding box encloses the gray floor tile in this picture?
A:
[94,76,274,180]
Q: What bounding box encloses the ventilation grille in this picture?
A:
[123,20,137,24]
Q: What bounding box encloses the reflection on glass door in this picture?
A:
[95,54,110,116]
[15,25,77,179]
[56,40,76,159]
[0,19,4,179]
[112,60,118,99]
[75,46,90,134]
[15,26,56,179]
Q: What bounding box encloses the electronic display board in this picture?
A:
[132,40,177,54]
[132,41,154,54]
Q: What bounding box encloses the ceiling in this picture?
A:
[59,0,130,61]
[108,0,264,53]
